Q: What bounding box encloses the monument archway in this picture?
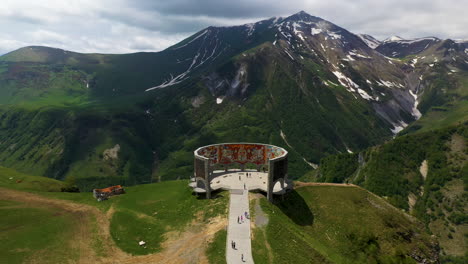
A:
[190,143,292,202]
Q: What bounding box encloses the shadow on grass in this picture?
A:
[191,189,226,200]
[274,190,314,226]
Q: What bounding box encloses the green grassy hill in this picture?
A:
[252,185,438,264]
[0,165,445,264]
[0,199,79,264]
[0,165,64,192]
[0,166,228,263]
[313,124,468,261]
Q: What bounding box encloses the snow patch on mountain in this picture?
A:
[395,37,439,44]
[281,128,319,169]
[303,157,319,169]
[357,34,381,49]
[348,50,372,59]
[356,88,373,100]
[383,35,405,43]
[311,28,322,35]
[454,39,468,43]
[244,23,255,36]
[391,120,408,134]
[409,90,422,119]
[146,51,201,90]
[172,30,208,50]
[332,71,359,92]
[376,80,404,88]
[280,130,293,149]
[328,31,342,39]
[284,49,295,60]
[147,31,226,91]
[342,55,355,61]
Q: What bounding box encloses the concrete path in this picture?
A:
[226,175,254,264]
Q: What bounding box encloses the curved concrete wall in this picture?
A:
[194,143,289,202]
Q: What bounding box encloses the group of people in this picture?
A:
[239,172,254,181]
[237,211,250,224]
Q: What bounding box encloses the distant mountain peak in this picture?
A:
[357,34,381,49]
[285,10,323,23]
[384,35,405,42]
[383,35,441,44]
[296,10,311,16]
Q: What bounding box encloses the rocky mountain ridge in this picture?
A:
[0,10,466,189]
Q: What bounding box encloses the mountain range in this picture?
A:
[0,10,467,262]
[0,10,466,187]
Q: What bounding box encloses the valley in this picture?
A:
[0,9,466,264]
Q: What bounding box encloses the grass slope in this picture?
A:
[206,229,227,264]
[0,201,77,264]
[315,124,468,260]
[108,181,228,255]
[252,185,438,264]
[0,167,228,261]
[0,165,64,192]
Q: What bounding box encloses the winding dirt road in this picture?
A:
[0,187,225,264]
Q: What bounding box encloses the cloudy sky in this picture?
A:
[1,0,466,55]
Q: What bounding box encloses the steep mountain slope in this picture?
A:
[207,11,421,135]
[360,33,468,134]
[251,185,439,263]
[313,124,467,260]
[0,11,466,190]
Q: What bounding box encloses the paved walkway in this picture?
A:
[226,175,254,263]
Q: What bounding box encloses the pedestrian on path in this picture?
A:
[241,253,245,262]
[241,215,243,222]
[239,175,241,181]
[244,183,246,190]
[237,216,240,224]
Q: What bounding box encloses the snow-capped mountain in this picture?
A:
[376,36,441,58]
[0,11,466,189]
[196,11,425,135]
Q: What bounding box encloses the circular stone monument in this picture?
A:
[190,143,292,202]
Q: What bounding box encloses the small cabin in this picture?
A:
[93,185,125,201]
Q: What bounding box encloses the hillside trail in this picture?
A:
[0,187,226,264]
[294,181,358,188]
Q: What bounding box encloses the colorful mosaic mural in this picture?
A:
[196,144,286,165]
